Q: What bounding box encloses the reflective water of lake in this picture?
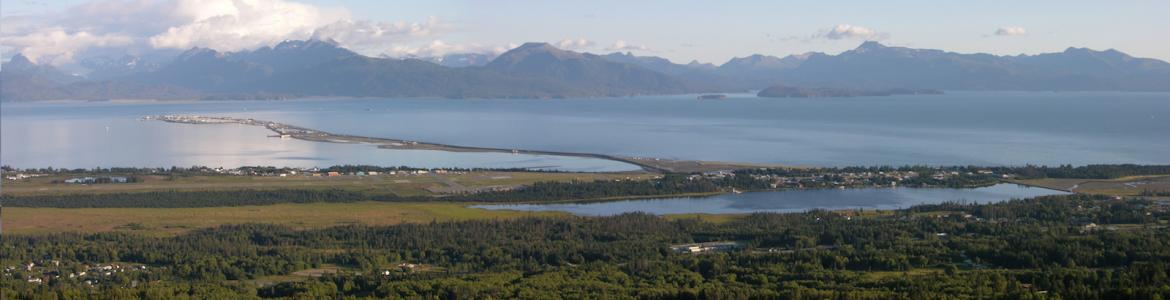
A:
[471,183,1070,216]
[2,91,1168,170]
[0,110,637,172]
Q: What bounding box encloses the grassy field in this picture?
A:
[0,171,663,237]
[1,171,656,197]
[1010,175,1170,196]
[4,202,566,236]
[10,171,1165,238]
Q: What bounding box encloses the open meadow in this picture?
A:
[1010,175,1170,196]
[4,202,565,236]
[2,171,656,197]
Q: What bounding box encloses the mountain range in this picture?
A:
[3,40,1168,101]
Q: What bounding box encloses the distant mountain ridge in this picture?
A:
[600,52,730,91]
[1,54,198,101]
[771,41,1170,91]
[486,43,692,95]
[597,41,1170,92]
[3,40,1168,101]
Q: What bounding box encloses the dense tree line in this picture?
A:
[445,174,720,202]
[3,175,720,208]
[1002,164,1170,179]
[4,194,1170,299]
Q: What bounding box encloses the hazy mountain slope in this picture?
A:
[1,54,196,101]
[714,53,824,89]
[1006,48,1170,91]
[81,55,162,81]
[771,41,1170,91]
[486,43,692,95]
[229,39,360,73]
[5,40,1169,101]
[135,48,274,91]
[600,52,734,91]
[2,54,83,84]
[130,42,686,98]
[265,55,579,98]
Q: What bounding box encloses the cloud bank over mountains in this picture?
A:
[1,0,663,66]
[1,29,134,64]
[0,0,464,65]
[146,0,350,51]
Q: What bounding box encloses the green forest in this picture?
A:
[4,194,1170,299]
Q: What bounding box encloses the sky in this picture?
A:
[3,0,1168,66]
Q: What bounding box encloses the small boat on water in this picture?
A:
[697,94,728,100]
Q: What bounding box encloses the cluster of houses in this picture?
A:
[4,260,146,286]
[310,169,458,177]
[301,169,463,178]
[8,166,477,185]
[4,173,46,181]
[671,241,742,254]
[145,114,237,124]
[204,166,467,178]
[1152,200,1170,213]
[690,168,1008,190]
[380,263,423,275]
[264,121,318,137]
[62,176,131,184]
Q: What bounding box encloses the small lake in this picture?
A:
[470,183,1070,216]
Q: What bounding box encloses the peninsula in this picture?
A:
[757,85,943,98]
[144,115,779,173]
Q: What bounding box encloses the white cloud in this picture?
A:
[607,40,649,51]
[554,38,594,50]
[148,0,349,52]
[1,28,133,64]
[994,26,1027,36]
[59,0,183,35]
[379,40,513,58]
[1,0,450,64]
[310,17,444,55]
[819,24,883,40]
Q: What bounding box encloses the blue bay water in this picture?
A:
[471,183,1071,216]
[2,91,1168,169]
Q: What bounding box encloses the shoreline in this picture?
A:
[7,90,1170,104]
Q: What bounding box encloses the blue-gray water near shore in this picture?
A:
[2,91,1168,171]
[471,183,1071,216]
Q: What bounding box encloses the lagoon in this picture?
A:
[471,183,1070,216]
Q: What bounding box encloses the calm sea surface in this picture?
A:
[2,92,1167,170]
[471,183,1070,216]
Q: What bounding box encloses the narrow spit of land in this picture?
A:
[144,115,786,173]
